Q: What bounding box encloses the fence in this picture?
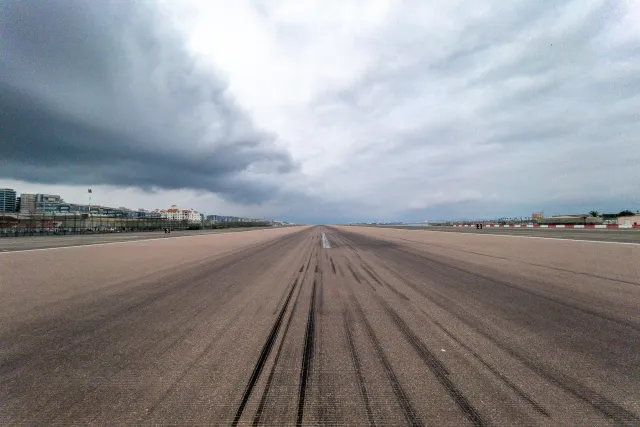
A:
[0,212,270,238]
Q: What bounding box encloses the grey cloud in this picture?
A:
[306,0,639,221]
[0,0,296,203]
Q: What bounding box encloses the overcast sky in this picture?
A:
[1,0,638,223]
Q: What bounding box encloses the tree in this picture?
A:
[588,210,599,217]
[618,210,635,217]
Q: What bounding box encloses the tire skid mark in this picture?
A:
[342,310,377,427]
[392,244,640,332]
[341,231,486,426]
[390,268,640,425]
[10,232,308,421]
[349,294,424,426]
[359,264,410,301]
[296,278,317,426]
[252,274,307,425]
[273,255,309,316]
[424,313,549,417]
[315,273,331,425]
[330,257,337,275]
[358,261,411,302]
[231,275,300,426]
[138,303,247,422]
[333,227,640,425]
[345,262,362,284]
[377,298,488,426]
[389,235,640,287]
[360,263,383,286]
[24,263,279,420]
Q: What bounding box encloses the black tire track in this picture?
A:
[392,269,640,425]
[354,246,544,416]
[252,274,307,426]
[139,303,247,422]
[8,235,306,421]
[340,231,486,425]
[375,240,639,333]
[296,279,317,426]
[378,299,488,426]
[350,295,424,426]
[425,314,549,417]
[360,263,410,301]
[330,257,337,275]
[343,310,376,427]
[231,276,300,426]
[386,235,640,287]
[346,262,362,284]
[336,229,639,424]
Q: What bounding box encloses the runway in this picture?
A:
[0,227,275,252]
[1,226,638,425]
[375,225,640,244]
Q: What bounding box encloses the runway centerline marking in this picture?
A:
[321,233,332,249]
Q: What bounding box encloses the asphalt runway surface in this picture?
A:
[375,225,640,244]
[1,226,638,425]
[0,227,276,252]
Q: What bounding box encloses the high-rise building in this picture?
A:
[0,189,17,212]
[19,194,37,214]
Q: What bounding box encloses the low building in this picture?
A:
[35,194,63,213]
[617,215,640,227]
[537,215,603,225]
[0,188,17,212]
[532,212,544,221]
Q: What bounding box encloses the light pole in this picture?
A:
[88,188,93,231]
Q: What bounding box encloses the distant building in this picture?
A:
[617,215,640,227]
[537,215,603,225]
[35,194,63,213]
[152,205,202,223]
[19,194,37,214]
[532,212,544,220]
[0,189,17,212]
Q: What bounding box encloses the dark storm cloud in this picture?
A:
[0,0,295,203]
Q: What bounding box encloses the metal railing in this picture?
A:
[0,212,271,238]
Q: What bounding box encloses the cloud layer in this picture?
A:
[0,0,296,204]
[2,0,639,222]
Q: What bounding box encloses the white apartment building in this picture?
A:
[153,205,202,223]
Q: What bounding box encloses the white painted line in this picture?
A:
[0,228,273,255]
[321,232,332,249]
